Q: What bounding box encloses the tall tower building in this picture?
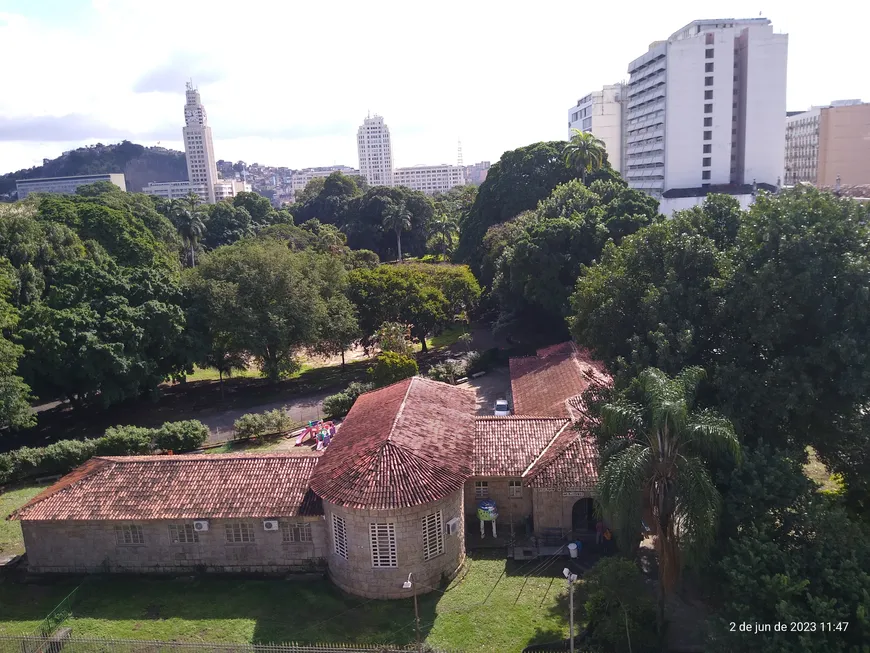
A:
[357,114,394,187]
[183,81,218,203]
[567,84,626,175]
[623,18,788,198]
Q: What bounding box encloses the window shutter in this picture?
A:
[422,511,444,560]
[332,514,348,559]
[370,522,397,567]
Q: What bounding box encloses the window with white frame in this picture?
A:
[332,514,348,559]
[225,522,255,543]
[282,521,312,543]
[509,480,523,498]
[369,522,397,568]
[474,481,489,498]
[169,524,199,544]
[115,524,144,545]
[422,511,444,560]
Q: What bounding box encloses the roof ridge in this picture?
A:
[474,415,568,421]
[521,420,574,478]
[100,452,321,462]
[385,377,415,445]
[9,458,111,521]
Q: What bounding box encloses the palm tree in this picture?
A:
[563,129,607,183]
[596,366,740,628]
[171,193,206,268]
[429,212,459,260]
[382,202,412,262]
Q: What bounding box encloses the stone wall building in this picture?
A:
[11,343,610,599]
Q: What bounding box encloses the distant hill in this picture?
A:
[0,141,188,197]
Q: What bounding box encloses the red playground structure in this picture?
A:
[295,419,337,450]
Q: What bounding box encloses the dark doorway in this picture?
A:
[571,498,595,533]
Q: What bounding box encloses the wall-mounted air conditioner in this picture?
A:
[193,520,210,532]
[263,520,279,531]
[446,517,460,535]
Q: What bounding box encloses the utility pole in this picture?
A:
[563,568,578,653]
[403,573,422,653]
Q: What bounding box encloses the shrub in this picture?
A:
[232,409,293,440]
[376,321,413,355]
[11,439,98,480]
[154,420,209,453]
[466,347,502,376]
[323,381,375,418]
[95,425,154,455]
[0,453,14,485]
[427,359,467,384]
[368,351,418,387]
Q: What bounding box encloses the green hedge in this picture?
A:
[0,419,209,486]
[232,409,295,440]
[323,381,375,418]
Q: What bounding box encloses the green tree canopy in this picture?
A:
[201,202,254,249]
[292,172,364,225]
[342,186,435,261]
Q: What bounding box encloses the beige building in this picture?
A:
[785,100,870,186]
[12,344,611,599]
[568,84,626,174]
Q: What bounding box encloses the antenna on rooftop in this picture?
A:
[457,140,464,167]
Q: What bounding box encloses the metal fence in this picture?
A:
[0,637,456,653]
[29,585,79,640]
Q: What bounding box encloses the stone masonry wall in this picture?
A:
[22,517,327,574]
[463,477,532,534]
[324,490,465,599]
[531,488,594,535]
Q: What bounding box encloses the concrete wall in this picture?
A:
[660,193,755,217]
[22,517,327,574]
[531,488,595,535]
[818,104,870,186]
[463,477,533,533]
[324,490,464,599]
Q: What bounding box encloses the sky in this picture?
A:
[1,0,868,174]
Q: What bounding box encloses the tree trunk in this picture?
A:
[219,370,224,401]
[420,336,428,353]
[396,230,403,262]
[340,349,346,371]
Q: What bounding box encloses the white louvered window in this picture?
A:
[475,481,489,498]
[225,522,255,543]
[370,522,397,568]
[422,511,444,561]
[509,481,523,498]
[282,522,312,543]
[115,524,144,545]
[169,524,199,544]
[332,514,348,559]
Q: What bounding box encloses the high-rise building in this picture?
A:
[623,18,788,198]
[357,114,393,187]
[567,84,626,174]
[183,82,218,203]
[392,164,466,194]
[16,173,126,199]
[465,161,491,186]
[785,100,870,186]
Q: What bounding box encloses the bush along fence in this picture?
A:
[0,637,458,653]
[232,409,300,441]
[0,420,209,486]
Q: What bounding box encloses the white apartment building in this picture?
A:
[624,18,788,198]
[16,173,126,199]
[568,84,626,174]
[183,82,219,203]
[357,114,393,187]
[144,179,250,202]
[393,164,466,194]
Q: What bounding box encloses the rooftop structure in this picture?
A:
[15,173,126,199]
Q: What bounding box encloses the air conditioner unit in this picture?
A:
[193,520,210,532]
[446,517,460,536]
[263,520,279,531]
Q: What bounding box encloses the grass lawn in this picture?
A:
[0,555,576,651]
[414,324,471,353]
[803,446,844,494]
[182,365,260,383]
[0,484,49,557]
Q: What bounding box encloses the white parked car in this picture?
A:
[494,399,510,416]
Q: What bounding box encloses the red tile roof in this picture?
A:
[509,342,612,419]
[523,427,599,490]
[472,417,570,476]
[10,453,322,521]
[309,376,476,510]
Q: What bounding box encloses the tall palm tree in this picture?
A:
[429,212,459,260]
[563,129,607,183]
[171,193,206,268]
[597,366,740,627]
[382,202,412,262]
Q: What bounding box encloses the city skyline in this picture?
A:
[2,0,869,174]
